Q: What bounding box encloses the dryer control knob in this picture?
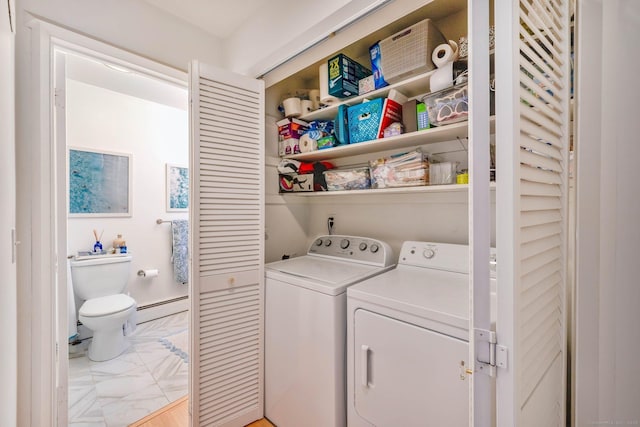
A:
[359,242,368,251]
[423,248,436,259]
[340,239,350,249]
[315,239,323,246]
[370,244,379,253]
[324,239,332,247]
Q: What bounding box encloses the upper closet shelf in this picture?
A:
[285,116,496,161]
[299,70,436,123]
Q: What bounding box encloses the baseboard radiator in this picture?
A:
[136,295,189,324]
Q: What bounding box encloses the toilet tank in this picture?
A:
[70,254,132,300]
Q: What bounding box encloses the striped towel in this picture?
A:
[171,219,189,284]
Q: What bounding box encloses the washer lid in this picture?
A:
[265,256,392,295]
[79,294,135,317]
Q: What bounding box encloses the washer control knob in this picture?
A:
[370,244,379,253]
[423,248,436,259]
[324,239,332,247]
[315,239,323,246]
[340,239,350,249]
[359,242,368,251]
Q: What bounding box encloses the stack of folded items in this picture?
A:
[369,150,429,189]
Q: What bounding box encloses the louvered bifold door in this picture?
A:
[189,61,265,427]
[495,0,571,426]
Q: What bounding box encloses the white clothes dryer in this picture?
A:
[265,235,394,427]
[346,241,496,427]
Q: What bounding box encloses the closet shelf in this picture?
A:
[283,182,496,197]
[284,116,496,161]
[299,69,437,122]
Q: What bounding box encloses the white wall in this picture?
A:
[0,1,16,425]
[19,0,223,70]
[574,0,640,424]
[225,0,386,76]
[224,0,349,74]
[66,78,189,308]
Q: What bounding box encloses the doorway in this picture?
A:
[53,41,190,426]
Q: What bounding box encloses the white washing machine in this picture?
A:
[346,241,496,427]
[265,235,394,427]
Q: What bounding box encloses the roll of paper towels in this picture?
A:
[430,61,454,92]
[319,63,339,105]
[432,40,460,68]
[138,269,159,278]
[299,134,318,153]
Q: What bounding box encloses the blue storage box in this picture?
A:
[347,98,384,143]
[334,104,350,144]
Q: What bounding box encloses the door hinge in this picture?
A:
[474,328,507,377]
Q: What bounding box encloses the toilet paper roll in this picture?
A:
[138,269,159,278]
[432,40,460,68]
[301,99,314,114]
[430,62,454,92]
[319,63,339,105]
[299,134,318,153]
[309,89,321,110]
[283,97,302,118]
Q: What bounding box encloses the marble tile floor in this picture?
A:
[68,310,189,427]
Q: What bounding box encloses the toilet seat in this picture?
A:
[80,294,135,318]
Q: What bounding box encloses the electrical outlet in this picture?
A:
[327,215,336,235]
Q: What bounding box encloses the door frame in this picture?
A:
[18,19,187,426]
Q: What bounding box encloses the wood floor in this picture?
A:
[129,396,274,427]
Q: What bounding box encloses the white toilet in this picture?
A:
[70,254,137,362]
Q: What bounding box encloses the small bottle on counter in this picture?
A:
[113,234,125,249]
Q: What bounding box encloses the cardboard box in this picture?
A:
[279,173,314,192]
[278,138,300,156]
[327,54,371,98]
[402,99,418,133]
[277,118,309,140]
[358,75,375,95]
[368,42,389,89]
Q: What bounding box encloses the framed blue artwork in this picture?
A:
[69,148,132,217]
[166,163,189,212]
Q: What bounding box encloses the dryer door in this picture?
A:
[353,309,469,426]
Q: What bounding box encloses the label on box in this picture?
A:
[279,138,300,156]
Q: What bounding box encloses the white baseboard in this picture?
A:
[136,296,189,324]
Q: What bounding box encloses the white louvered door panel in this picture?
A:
[189,61,265,427]
[495,0,570,426]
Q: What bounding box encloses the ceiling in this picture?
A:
[141,0,266,39]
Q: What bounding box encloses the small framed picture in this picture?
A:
[166,163,189,212]
[69,148,132,217]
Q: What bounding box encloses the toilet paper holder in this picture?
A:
[137,269,159,278]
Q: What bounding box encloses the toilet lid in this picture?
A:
[79,294,136,317]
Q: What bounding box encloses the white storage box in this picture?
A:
[378,18,446,84]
